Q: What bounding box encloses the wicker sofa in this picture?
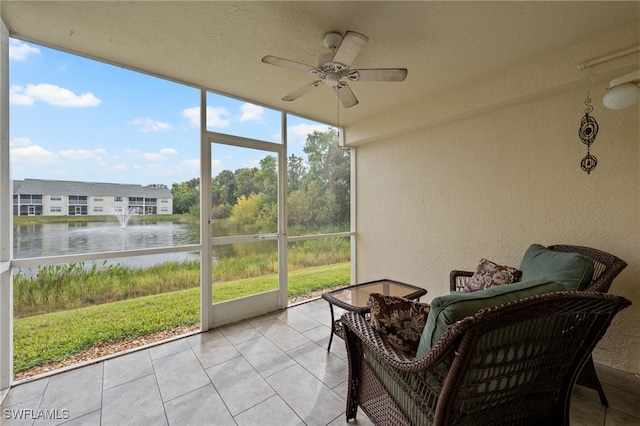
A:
[450,244,627,406]
[341,291,631,425]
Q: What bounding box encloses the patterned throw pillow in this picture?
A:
[464,258,522,292]
[368,293,430,356]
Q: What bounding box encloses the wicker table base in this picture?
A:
[321,279,427,351]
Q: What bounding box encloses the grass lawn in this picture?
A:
[14,263,350,373]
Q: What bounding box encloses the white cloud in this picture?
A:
[10,137,34,148]
[10,86,34,106]
[288,123,332,145]
[143,153,163,161]
[11,144,58,164]
[239,103,264,122]
[58,148,106,165]
[141,148,179,161]
[182,106,231,128]
[132,116,173,133]
[10,84,102,107]
[182,158,201,173]
[9,40,41,61]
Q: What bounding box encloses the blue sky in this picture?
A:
[8,38,332,187]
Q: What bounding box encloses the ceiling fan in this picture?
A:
[262,31,407,108]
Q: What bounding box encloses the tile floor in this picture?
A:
[1,298,639,426]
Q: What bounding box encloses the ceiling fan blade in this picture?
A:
[333,82,359,108]
[262,55,316,74]
[332,31,369,66]
[282,81,322,101]
[347,68,408,82]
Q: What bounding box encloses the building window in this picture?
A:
[69,195,88,205]
[50,206,62,213]
[69,205,88,216]
[114,196,123,202]
[160,207,168,212]
[94,197,103,202]
[161,199,168,203]
[94,207,103,213]
[50,196,62,201]
[19,194,43,204]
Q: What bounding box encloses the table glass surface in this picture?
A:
[328,280,422,308]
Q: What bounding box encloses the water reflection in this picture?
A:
[14,221,200,259]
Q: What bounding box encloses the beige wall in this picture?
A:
[351,23,640,374]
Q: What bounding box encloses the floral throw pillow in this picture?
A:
[368,293,430,356]
[464,258,522,292]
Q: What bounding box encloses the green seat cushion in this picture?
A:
[415,279,566,358]
[519,244,594,290]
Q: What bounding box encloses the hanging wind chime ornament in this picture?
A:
[579,68,598,174]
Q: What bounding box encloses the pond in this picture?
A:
[13,221,203,271]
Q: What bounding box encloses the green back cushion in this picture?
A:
[415,279,566,358]
[519,244,594,291]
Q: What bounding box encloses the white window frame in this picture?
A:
[0,39,356,392]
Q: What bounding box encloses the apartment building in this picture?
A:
[12,179,173,216]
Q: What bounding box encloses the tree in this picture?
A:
[255,155,278,204]
[288,154,306,192]
[299,128,350,226]
[170,178,200,214]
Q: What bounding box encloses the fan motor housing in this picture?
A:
[323,32,343,50]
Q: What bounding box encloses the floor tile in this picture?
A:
[234,336,297,378]
[206,356,275,416]
[148,338,191,361]
[267,364,345,426]
[164,383,235,426]
[218,320,262,345]
[1,377,48,407]
[601,382,640,418]
[1,396,48,426]
[2,301,639,426]
[60,410,101,426]
[187,329,241,369]
[152,349,210,402]
[569,393,606,426]
[34,364,103,425]
[234,395,305,426]
[256,320,312,352]
[103,349,153,390]
[273,309,324,333]
[290,301,331,320]
[246,313,282,328]
[597,363,640,395]
[101,374,166,426]
[605,406,640,426]
[327,412,375,426]
[287,341,347,388]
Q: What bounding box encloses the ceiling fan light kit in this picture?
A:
[262,30,408,108]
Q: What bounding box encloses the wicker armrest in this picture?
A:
[449,270,473,292]
[341,311,466,373]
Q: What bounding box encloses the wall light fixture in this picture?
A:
[602,70,640,110]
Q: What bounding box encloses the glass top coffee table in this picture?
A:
[321,279,427,351]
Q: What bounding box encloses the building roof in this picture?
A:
[12,179,173,199]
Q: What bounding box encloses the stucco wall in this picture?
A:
[352,25,640,374]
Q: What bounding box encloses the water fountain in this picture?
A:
[113,207,136,229]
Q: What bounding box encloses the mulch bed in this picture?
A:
[14,288,342,381]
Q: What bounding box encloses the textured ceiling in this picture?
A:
[2,1,639,128]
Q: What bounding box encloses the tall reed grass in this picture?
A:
[13,237,350,317]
